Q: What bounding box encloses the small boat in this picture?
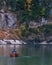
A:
[10,49,19,57]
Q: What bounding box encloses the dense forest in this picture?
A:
[0,0,52,42]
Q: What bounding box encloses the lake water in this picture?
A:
[0,44,52,65]
[0,55,52,65]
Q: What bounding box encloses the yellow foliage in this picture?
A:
[27,0,32,11]
[19,24,25,30]
[14,29,22,38]
[27,0,32,4]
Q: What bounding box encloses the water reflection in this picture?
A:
[0,57,17,65]
[0,44,52,65]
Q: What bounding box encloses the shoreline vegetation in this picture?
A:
[0,24,52,43]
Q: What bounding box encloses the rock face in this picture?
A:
[0,10,17,29]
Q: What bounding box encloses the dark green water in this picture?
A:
[0,56,44,65]
[0,55,52,65]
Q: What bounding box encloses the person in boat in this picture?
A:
[10,48,19,57]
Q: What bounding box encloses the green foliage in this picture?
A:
[0,0,2,3]
[38,24,52,38]
[15,0,25,11]
[0,0,51,30]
